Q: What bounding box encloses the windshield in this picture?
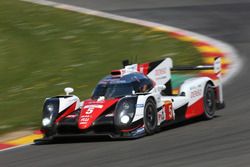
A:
[92,83,134,99]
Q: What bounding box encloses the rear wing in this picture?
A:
[171,57,221,74]
[171,57,223,104]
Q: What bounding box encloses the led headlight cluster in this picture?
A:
[120,115,130,124]
[42,103,55,127]
[114,97,137,128]
[42,98,59,127]
[47,104,55,113]
[119,101,134,124]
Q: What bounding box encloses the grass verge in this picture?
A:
[0,0,201,134]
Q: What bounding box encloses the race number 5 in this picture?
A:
[164,100,174,120]
[86,108,94,114]
[168,104,173,118]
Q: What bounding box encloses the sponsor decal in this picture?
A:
[105,113,114,117]
[190,84,202,90]
[86,100,106,104]
[155,76,167,81]
[136,104,144,108]
[66,114,78,118]
[79,117,90,124]
[81,115,90,118]
[132,127,145,136]
[79,115,91,125]
[155,68,167,76]
[157,96,161,103]
[110,80,126,84]
[191,89,202,98]
[157,109,166,124]
[190,84,202,98]
[83,105,103,109]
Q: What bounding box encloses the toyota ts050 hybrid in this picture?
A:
[36,57,225,142]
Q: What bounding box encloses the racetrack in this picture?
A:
[1,0,250,166]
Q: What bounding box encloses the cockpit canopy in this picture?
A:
[91,72,154,100]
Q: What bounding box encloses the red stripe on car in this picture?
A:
[185,97,204,119]
[55,102,77,123]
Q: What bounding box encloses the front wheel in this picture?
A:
[144,98,158,135]
[202,83,216,120]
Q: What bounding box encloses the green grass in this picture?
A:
[0,0,202,134]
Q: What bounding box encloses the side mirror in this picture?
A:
[64,87,74,95]
[155,85,166,92]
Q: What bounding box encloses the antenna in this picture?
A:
[122,60,129,67]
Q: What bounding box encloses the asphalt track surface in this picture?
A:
[1,1,250,166]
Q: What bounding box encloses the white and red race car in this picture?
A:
[36,57,224,142]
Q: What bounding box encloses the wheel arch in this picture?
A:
[147,96,156,105]
[206,80,215,87]
[205,79,218,100]
[132,94,158,124]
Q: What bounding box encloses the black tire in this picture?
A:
[202,83,216,120]
[144,98,158,135]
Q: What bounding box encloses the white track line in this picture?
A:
[0,144,30,152]
[21,0,242,84]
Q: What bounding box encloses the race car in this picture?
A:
[36,57,225,142]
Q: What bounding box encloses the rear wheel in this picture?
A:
[202,83,216,120]
[144,98,158,135]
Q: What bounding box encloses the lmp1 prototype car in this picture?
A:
[36,57,225,142]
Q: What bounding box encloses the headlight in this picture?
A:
[114,96,137,128]
[123,102,130,110]
[42,118,51,126]
[120,115,130,124]
[47,104,55,112]
[42,98,59,127]
[119,102,133,124]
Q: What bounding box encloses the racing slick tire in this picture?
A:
[202,83,216,120]
[143,98,158,135]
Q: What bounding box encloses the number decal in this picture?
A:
[164,100,175,120]
[168,104,173,119]
[86,108,94,114]
[83,104,103,114]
